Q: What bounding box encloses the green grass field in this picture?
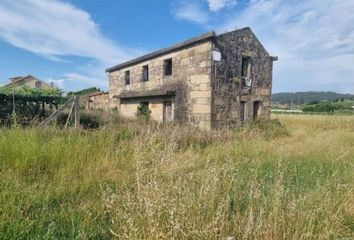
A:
[0,115,353,239]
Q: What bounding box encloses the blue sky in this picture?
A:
[0,0,353,93]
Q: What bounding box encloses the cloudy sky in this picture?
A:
[0,0,353,93]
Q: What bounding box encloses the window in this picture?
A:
[240,101,246,123]
[241,56,251,78]
[88,100,93,110]
[253,101,261,120]
[35,81,42,89]
[164,58,172,76]
[124,70,130,85]
[142,65,149,82]
[241,56,252,87]
[163,101,173,122]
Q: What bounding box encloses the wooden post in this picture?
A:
[38,97,74,127]
[74,95,80,129]
[12,86,15,114]
[42,101,45,116]
[65,100,75,129]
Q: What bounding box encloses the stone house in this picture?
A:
[81,91,110,111]
[106,27,277,129]
[5,75,55,89]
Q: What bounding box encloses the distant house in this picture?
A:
[5,75,55,89]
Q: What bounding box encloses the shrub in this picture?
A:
[135,103,151,120]
[250,119,290,139]
[56,111,104,129]
[303,102,342,112]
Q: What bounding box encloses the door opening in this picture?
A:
[163,101,173,122]
[253,101,261,120]
[240,101,246,124]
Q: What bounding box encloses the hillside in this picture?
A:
[272,91,354,104]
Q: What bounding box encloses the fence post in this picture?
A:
[12,86,15,114]
[74,95,80,129]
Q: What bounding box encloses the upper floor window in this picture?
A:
[163,58,172,76]
[241,56,252,87]
[124,70,130,85]
[35,81,42,89]
[241,56,251,78]
[142,65,149,82]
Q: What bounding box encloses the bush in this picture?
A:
[303,102,342,112]
[250,119,290,139]
[56,111,104,129]
[135,103,151,120]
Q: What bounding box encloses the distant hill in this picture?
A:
[272,91,354,105]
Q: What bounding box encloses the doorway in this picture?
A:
[253,101,261,120]
[240,101,246,124]
[163,101,173,122]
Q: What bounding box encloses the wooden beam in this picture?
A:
[65,100,75,129]
[38,97,74,127]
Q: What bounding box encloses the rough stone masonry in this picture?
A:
[106,27,277,130]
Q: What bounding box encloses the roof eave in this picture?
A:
[106,31,216,73]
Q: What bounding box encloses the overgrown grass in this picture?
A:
[0,115,353,239]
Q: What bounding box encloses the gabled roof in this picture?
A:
[9,76,23,82]
[106,31,216,72]
[5,75,53,88]
[106,27,276,73]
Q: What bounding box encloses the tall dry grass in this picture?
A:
[0,114,353,239]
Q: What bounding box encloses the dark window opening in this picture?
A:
[253,101,261,120]
[142,65,149,82]
[35,81,42,89]
[124,70,130,85]
[241,56,252,87]
[88,100,93,109]
[163,101,173,122]
[164,58,173,76]
[240,101,246,124]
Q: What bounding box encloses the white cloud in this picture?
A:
[177,0,354,93]
[172,0,237,25]
[172,1,209,24]
[46,78,65,89]
[229,0,354,93]
[0,0,135,89]
[207,0,236,12]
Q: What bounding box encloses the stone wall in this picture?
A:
[108,41,213,129]
[107,28,275,130]
[211,27,274,129]
[82,92,110,111]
